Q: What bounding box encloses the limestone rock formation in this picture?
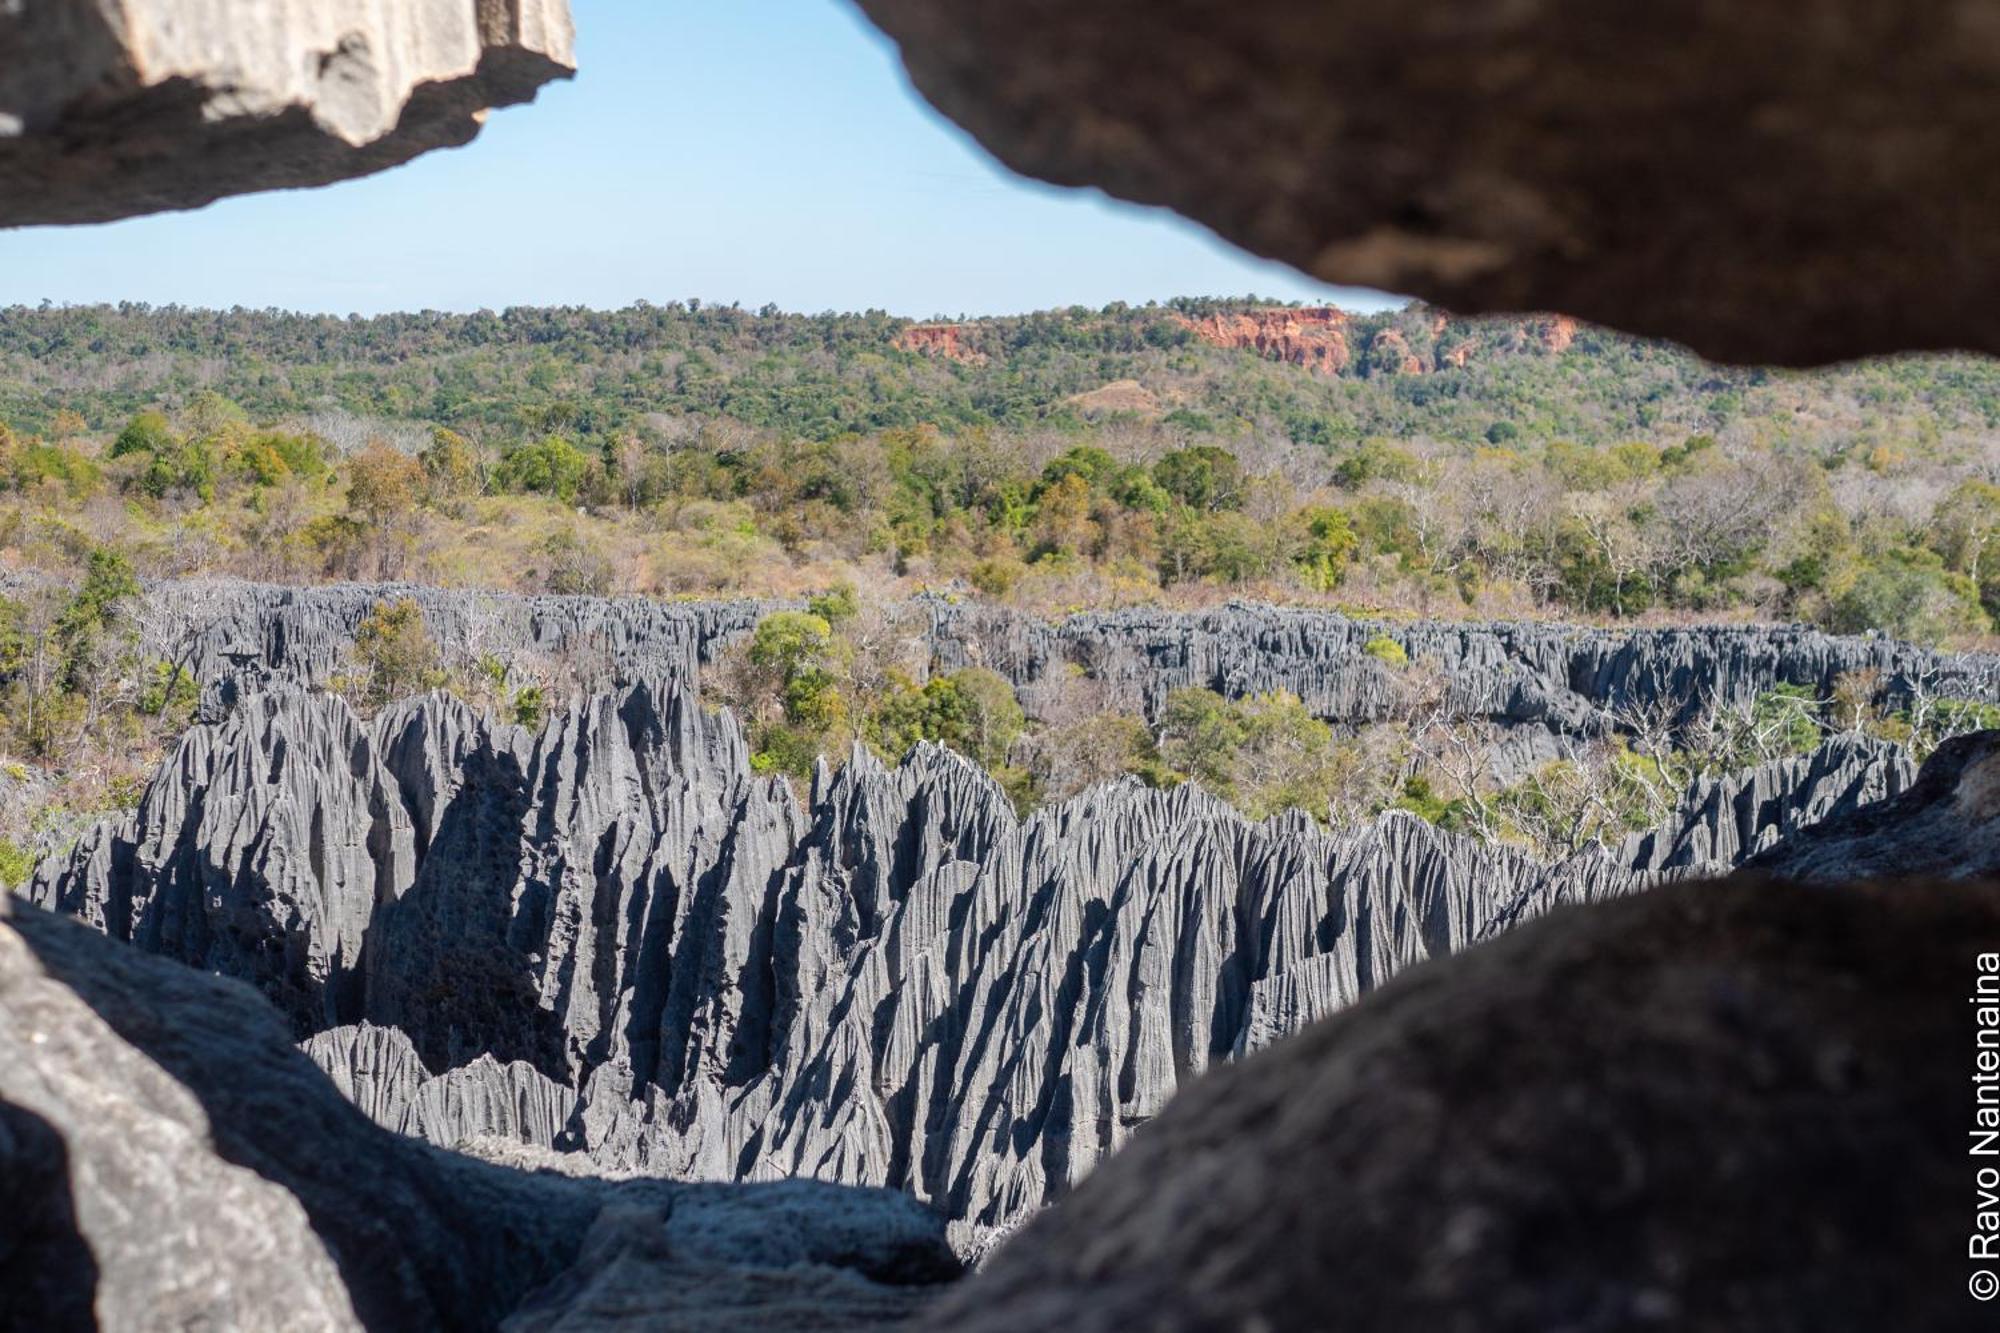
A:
[27,674,1930,1244]
[129,579,765,718]
[912,874,1999,1331]
[1,901,361,1331]
[0,0,575,227]
[1620,733,1914,873]
[1750,728,2000,882]
[924,599,2000,734]
[303,1022,577,1151]
[118,580,2000,742]
[0,890,959,1330]
[852,0,2000,366]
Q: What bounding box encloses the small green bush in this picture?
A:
[1362,634,1409,667]
[0,837,32,889]
[510,685,546,730]
[352,598,443,706]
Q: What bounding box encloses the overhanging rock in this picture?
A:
[0,0,574,226]
[853,0,2000,365]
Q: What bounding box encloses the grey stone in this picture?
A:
[1750,728,2000,882]
[0,0,574,227]
[127,579,767,722]
[923,598,2000,735]
[0,891,960,1329]
[29,671,1931,1243]
[119,581,2000,744]
[911,874,2000,1331]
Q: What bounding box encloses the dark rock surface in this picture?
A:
[26,677,1924,1245]
[1621,733,1915,873]
[925,599,2000,733]
[914,874,2000,1332]
[1751,728,2000,882]
[853,0,2000,366]
[0,0,574,227]
[128,580,2000,739]
[0,889,958,1330]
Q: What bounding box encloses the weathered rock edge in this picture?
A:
[0,888,959,1331]
[854,0,2000,366]
[25,677,1933,1246]
[0,0,575,227]
[915,874,2000,1332]
[121,578,2000,736]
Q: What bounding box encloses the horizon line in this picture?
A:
[0,293,1419,323]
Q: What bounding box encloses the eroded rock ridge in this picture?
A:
[131,580,2000,738]
[26,674,1924,1245]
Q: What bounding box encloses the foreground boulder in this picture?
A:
[0,0,574,227]
[919,874,1999,1331]
[0,891,958,1330]
[854,0,2000,365]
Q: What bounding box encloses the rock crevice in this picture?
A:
[26,675,1929,1244]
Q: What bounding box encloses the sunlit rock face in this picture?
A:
[853,0,2000,365]
[24,672,1933,1248]
[0,0,574,227]
[1157,306,1577,377]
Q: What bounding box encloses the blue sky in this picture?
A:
[0,2,1395,318]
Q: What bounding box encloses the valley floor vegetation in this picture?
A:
[0,299,1995,641]
[2,565,1995,901]
[3,298,1998,880]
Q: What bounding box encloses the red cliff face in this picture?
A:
[1531,314,1578,354]
[902,307,1576,376]
[896,323,986,363]
[1369,328,1427,375]
[1172,306,1353,374]
[1180,305,1578,375]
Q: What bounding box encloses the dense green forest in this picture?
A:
[2,298,1996,641]
[3,297,1997,446]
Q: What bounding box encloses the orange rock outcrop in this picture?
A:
[895,324,986,363]
[1171,306,1353,375]
[1178,305,1577,374]
[1531,314,1578,354]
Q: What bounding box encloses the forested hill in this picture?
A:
[4,298,1997,446]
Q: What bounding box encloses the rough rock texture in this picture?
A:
[302,1022,577,1151]
[120,580,2000,739]
[853,0,2000,366]
[1751,728,2000,882]
[129,579,766,719]
[1168,306,1582,378]
[27,678,1926,1244]
[0,890,958,1330]
[1,904,361,1331]
[925,600,2000,733]
[1172,306,1354,375]
[1621,733,1915,873]
[914,874,2000,1331]
[894,324,986,363]
[0,0,575,227]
